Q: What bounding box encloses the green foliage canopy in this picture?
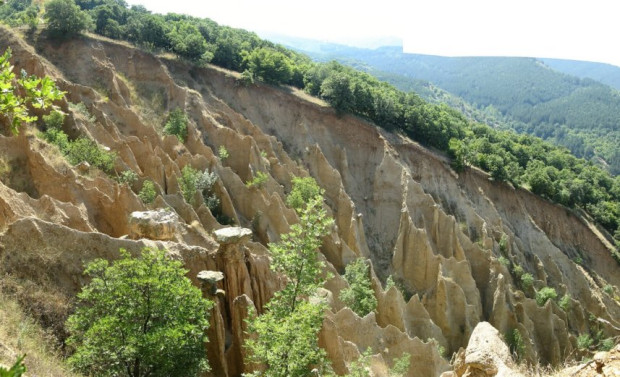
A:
[44,0,92,37]
[66,248,212,377]
[339,258,377,317]
[162,107,188,142]
[0,48,65,134]
[245,196,334,377]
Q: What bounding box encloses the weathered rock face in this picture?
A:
[0,26,619,377]
[128,208,180,240]
[451,322,523,377]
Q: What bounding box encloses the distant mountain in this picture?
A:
[280,40,620,175]
[541,58,620,91]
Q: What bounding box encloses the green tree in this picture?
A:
[44,0,92,37]
[245,196,334,377]
[320,72,353,112]
[286,176,322,213]
[243,47,293,85]
[0,48,65,134]
[66,248,212,377]
[339,258,377,317]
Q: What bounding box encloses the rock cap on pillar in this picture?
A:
[213,226,252,245]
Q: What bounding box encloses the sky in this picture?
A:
[126,0,620,67]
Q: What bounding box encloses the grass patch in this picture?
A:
[0,290,80,377]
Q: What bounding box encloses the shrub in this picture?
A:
[116,170,138,186]
[498,256,510,267]
[506,329,525,360]
[521,273,534,290]
[42,125,116,175]
[390,353,411,377]
[42,110,65,130]
[577,334,593,350]
[535,287,558,306]
[600,338,614,351]
[218,145,229,160]
[42,127,69,152]
[66,137,116,174]
[603,284,614,295]
[163,108,188,142]
[339,258,377,317]
[66,248,212,377]
[138,180,156,204]
[512,264,524,278]
[179,166,219,207]
[246,171,268,188]
[559,294,571,311]
[499,234,508,253]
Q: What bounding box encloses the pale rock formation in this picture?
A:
[214,226,253,244]
[128,208,180,240]
[452,322,524,377]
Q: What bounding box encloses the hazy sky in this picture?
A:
[127,0,620,67]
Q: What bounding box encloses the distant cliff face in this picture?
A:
[0,28,618,376]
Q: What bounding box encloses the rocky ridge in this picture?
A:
[0,27,618,376]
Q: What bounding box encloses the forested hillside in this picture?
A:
[541,58,620,91]
[293,43,620,177]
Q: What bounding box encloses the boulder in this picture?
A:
[453,322,524,377]
[128,208,179,240]
[213,226,252,245]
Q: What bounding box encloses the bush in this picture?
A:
[218,145,229,160]
[535,286,558,306]
[179,166,219,207]
[603,284,614,295]
[512,264,524,278]
[42,110,65,130]
[498,256,510,267]
[163,108,188,142]
[42,125,116,175]
[246,171,268,188]
[599,338,614,351]
[559,294,571,311]
[521,273,534,290]
[339,258,377,317]
[499,234,508,253]
[577,334,594,350]
[44,0,92,38]
[138,180,156,204]
[66,137,116,174]
[66,248,212,377]
[506,329,525,360]
[116,170,138,186]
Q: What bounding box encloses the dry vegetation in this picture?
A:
[0,290,79,376]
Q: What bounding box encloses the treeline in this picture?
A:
[1,0,618,254]
[303,45,620,176]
